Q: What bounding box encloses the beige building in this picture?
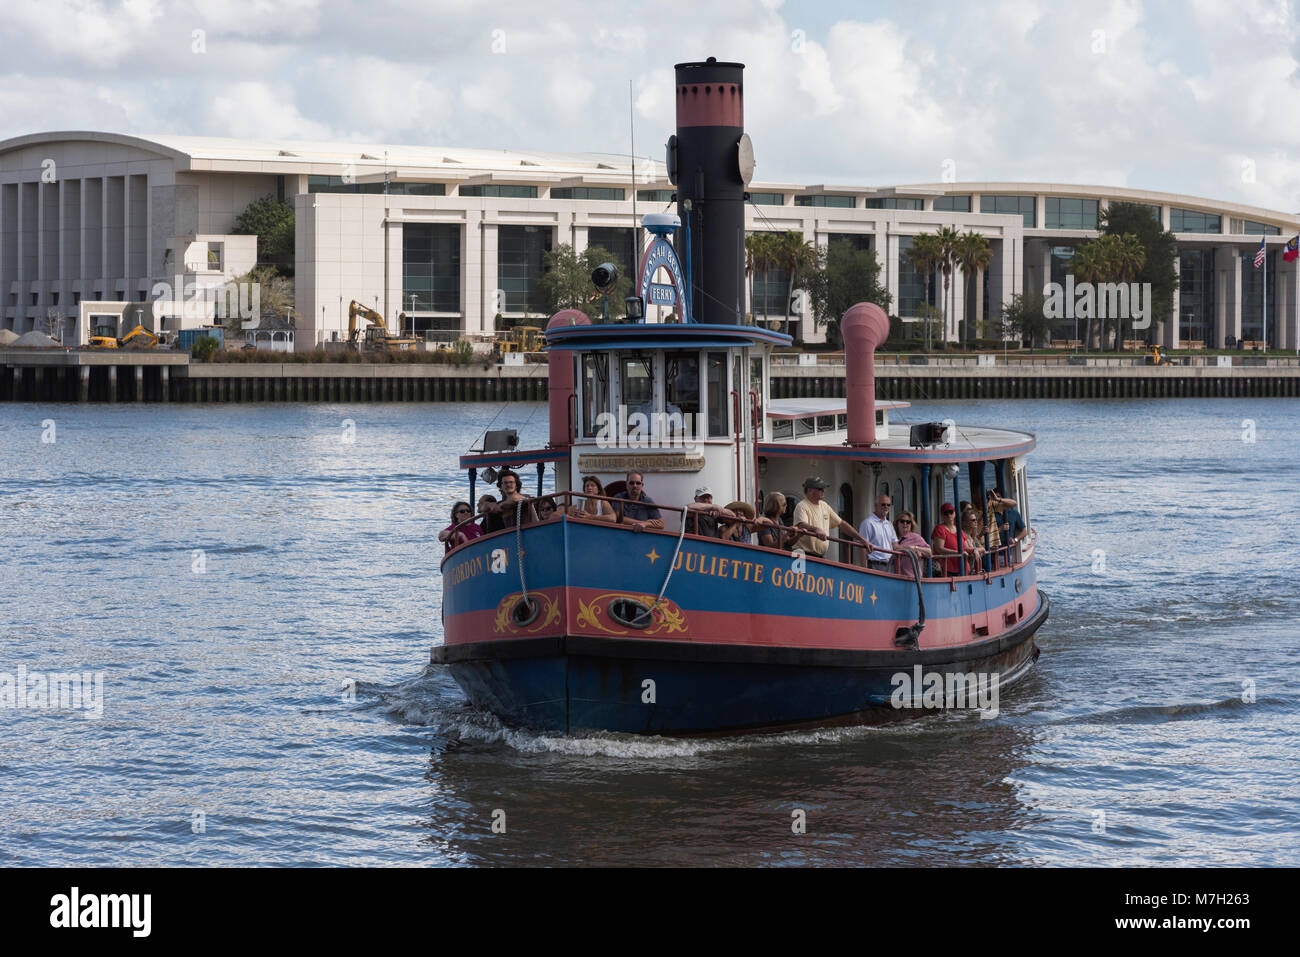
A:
[2,131,1298,350]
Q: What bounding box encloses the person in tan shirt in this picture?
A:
[792,476,868,561]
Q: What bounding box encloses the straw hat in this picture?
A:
[725,501,756,519]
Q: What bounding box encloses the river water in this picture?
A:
[1,398,1296,866]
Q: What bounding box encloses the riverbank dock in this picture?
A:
[3,349,1299,402]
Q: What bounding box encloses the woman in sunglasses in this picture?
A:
[892,511,931,573]
[438,501,483,552]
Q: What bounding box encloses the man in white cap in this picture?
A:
[685,486,734,537]
[793,476,868,561]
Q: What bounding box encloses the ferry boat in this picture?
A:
[430,58,1049,734]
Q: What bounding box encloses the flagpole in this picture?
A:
[1262,238,1268,353]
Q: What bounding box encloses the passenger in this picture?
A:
[859,492,898,572]
[575,475,616,522]
[477,493,506,535]
[793,476,869,561]
[613,471,664,530]
[962,510,987,567]
[756,492,798,551]
[930,502,963,575]
[438,501,483,552]
[893,511,932,572]
[721,501,756,543]
[686,486,734,537]
[495,469,535,527]
[983,488,1014,568]
[534,496,559,521]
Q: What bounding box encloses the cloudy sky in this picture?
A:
[3,0,1298,211]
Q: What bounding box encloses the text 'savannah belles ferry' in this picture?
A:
[430,58,1049,734]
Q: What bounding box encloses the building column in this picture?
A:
[1165,256,1181,349]
[160,365,169,402]
[107,365,117,403]
[481,220,499,336]
[1226,248,1243,345]
[460,210,482,338]
[78,365,89,402]
[134,365,144,402]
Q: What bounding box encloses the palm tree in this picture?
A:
[955,231,992,346]
[1068,243,1106,350]
[904,234,944,350]
[774,231,818,339]
[935,226,963,345]
[1111,233,1146,351]
[745,233,777,325]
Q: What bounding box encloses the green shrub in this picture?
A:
[191,336,219,362]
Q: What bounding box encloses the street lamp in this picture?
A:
[409,294,417,338]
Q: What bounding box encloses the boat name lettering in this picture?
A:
[448,554,485,585]
[577,453,705,473]
[670,551,863,604]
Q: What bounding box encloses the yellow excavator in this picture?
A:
[346,300,419,351]
[492,325,544,360]
[89,324,158,350]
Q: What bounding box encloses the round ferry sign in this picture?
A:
[637,213,691,323]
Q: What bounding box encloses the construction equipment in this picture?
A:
[89,324,158,349]
[492,325,544,360]
[346,300,419,351]
[1144,345,1172,366]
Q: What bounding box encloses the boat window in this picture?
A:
[839,483,854,528]
[581,353,609,438]
[706,352,728,437]
[771,418,793,439]
[817,415,835,432]
[836,414,847,431]
[620,354,654,405]
[665,352,701,439]
[911,477,918,518]
[795,417,815,437]
[895,480,904,523]
[619,354,655,442]
[750,357,764,439]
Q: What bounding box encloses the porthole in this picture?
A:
[609,598,654,630]
[510,597,540,627]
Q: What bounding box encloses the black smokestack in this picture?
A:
[674,58,746,326]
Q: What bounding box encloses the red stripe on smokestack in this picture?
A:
[842,302,891,446]
[547,309,590,448]
[676,84,743,127]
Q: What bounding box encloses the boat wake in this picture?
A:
[1048,696,1278,727]
[358,664,932,759]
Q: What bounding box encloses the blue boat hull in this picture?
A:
[436,591,1048,734]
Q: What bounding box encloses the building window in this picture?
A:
[276,175,286,203]
[637,189,675,203]
[826,233,872,252]
[1179,249,1215,344]
[460,184,537,198]
[551,187,625,201]
[1231,219,1280,236]
[865,197,922,209]
[706,352,728,437]
[795,194,855,208]
[402,223,461,316]
[897,236,934,318]
[307,175,445,196]
[587,227,636,278]
[980,195,1036,228]
[746,192,784,205]
[1170,208,1221,233]
[933,195,971,212]
[1240,250,1274,343]
[1116,202,1162,222]
[1045,197,1099,230]
[750,260,790,316]
[497,225,552,313]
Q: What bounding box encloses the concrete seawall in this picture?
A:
[3,351,1299,401]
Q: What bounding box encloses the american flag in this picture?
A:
[1254,236,1267,268]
